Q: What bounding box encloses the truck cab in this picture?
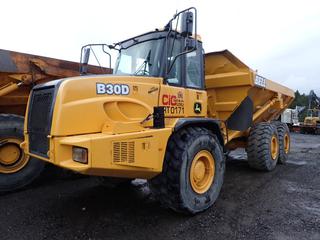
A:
[22,8,212,178]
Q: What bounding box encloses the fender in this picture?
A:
[174,118,224,147]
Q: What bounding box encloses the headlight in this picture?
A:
[72,147,88,164]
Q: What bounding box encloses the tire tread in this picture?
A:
[149,127,223,214]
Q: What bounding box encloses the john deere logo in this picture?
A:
[194,102,202,114]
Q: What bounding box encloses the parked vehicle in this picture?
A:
[22,8,294,213]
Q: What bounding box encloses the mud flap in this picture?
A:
[226,96,253,131]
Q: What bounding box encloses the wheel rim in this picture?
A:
[0,138,29,174]
[190,150,215,194]
[284,133,290,154]
[270,135,279,160]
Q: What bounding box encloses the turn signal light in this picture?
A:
[72,147,88,164]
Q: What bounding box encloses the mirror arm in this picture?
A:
[102,45,112,70]
[79,43,113,75]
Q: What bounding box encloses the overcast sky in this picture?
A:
[1,0,319,95]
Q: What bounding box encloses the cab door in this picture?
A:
[183,45,207,117]
[159,41,206,118]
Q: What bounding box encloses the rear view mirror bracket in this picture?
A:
[79,44,113,75]
[165,7,198,79]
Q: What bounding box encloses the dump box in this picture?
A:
[0,49,112,192]
[205,50,294,148]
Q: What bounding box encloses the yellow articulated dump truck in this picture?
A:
[0,49,111,192]
[22,8,294,214]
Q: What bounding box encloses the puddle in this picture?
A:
[303,206,320,216]
[286,160,307,166]
[291,201,320,217]
[285,181,308,193]
[228,149,247,160]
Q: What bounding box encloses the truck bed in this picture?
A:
[205,50,294,144]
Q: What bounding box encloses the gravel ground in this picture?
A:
[0,133,319,240]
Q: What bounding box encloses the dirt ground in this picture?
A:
[0,133,319,240]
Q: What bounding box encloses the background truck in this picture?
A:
[281,106,305,131]
[22,8,294,214]
[300,90,320,134]
[0,49,111,192]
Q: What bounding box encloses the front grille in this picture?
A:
[28,86,55,158]
[113,141,135,164]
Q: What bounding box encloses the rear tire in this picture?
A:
[0,114,45,192]
[149,127,225,214]
[272,121,290,164]
[247,123,279,171]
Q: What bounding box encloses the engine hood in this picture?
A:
[50,75,162,136]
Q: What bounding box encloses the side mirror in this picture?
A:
[181,11,193,37]
[80,48,91,75]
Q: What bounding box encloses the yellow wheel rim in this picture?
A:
[270,135,279,160]
[0,138,29,174]
[284,133,290,154]
[190,150,215,194]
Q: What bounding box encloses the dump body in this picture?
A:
[0,49,112,116]
[205,50,294,148]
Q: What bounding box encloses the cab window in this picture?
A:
[166,39,182,85]
[186,47,202,89]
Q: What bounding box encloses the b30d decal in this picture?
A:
[96,83,130,95]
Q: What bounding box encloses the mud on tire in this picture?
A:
[247,122,279,171]
[0,114,45,192]
[149,127,225,214]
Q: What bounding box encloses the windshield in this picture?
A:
[114,38,164,76]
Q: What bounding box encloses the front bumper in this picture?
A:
[23,128,172,179]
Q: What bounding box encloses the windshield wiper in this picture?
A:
[133,50,152,76]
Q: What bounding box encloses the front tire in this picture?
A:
[0,114,45,192]
[149,127,225,214]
